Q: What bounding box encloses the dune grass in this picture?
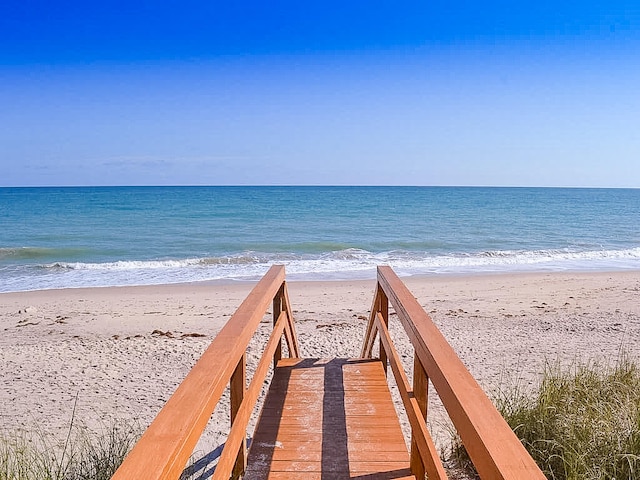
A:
[449,353,640,479]
[0,420,139,480]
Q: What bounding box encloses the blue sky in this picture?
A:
[1,1,639,187]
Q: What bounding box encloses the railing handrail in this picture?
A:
[362,266,545,479]
[112,265,298,480]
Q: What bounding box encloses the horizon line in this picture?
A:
[1,184,638,190]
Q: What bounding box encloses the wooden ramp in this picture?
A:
[111,265,546,480]
[245,358,415,480]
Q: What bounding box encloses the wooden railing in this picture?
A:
[362,266,546,480]
[112,265,299,480]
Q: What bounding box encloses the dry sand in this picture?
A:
[2,270,640,470]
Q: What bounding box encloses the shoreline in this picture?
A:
[4,265,640,295]
[2,269,640,456]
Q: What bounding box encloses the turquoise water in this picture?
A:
[1,186,639,292]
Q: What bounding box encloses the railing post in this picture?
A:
[230,353,247,479]
[377,285,389,375]
[273,284,284,366]
[410,352,428,479]
[281,281,300,358]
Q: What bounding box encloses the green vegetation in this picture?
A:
[0,421,138,480]
[449,354,640,479]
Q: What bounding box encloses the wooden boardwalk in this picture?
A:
[245,358,415,480]
[111,265,546,480]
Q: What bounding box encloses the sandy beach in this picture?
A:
[2,270,640,465]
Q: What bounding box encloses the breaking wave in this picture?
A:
[3,246,640,292]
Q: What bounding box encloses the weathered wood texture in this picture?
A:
[111,265,299,480]
[362,266,546,479]
[245,358,416,480]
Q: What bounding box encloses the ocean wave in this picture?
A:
[43,253,284,270]
[30,246,640,273]
[198,252,299,265]
[478,247,640,263]
[40,249,375,271]
[4,246,640,292]
[320,248,372,260]
[43,258,203,270]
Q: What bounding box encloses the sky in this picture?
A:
[1,1,639,187]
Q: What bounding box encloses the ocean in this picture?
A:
[1,186,639,292]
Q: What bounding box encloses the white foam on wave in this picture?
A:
[4,246,640,292]
[47,259,202,270]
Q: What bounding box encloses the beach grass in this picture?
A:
[448,352,640,479]
[0,420,139,480]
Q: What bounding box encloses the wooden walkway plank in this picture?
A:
[245,358,416,480]
[248,474,416,480]
[254,460,412,473]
